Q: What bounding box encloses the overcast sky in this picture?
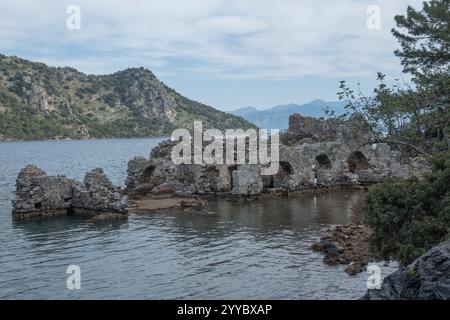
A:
[0,0,423,110]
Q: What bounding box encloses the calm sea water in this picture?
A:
[0,138,395,299]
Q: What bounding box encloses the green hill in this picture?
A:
[0,54,255,140]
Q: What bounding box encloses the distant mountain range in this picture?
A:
[0,54,254,140]
[230,99,347,129]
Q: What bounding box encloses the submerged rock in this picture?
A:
[180,198,207,210]
[311,223,371,275]
[151,183,174,195]
[12,165,128,220]
[345,262,366,276]
[363,240,450,300]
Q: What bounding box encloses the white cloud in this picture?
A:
[0,0,423,79]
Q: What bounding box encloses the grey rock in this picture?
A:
[363,240,450,300]
[345,262,365,276]
[151,183,174,195]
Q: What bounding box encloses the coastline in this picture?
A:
[0,135,170,143]
[312,223,373,276]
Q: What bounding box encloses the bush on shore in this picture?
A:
[365,151,450,266]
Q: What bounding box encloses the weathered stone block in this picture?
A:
[12,166,127,219]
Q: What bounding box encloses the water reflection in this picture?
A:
[12,216,128,239]
[163,189,366,239]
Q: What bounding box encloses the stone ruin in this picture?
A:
[125,113,430,197]
[12,165,128,220]
[11,113,431,219]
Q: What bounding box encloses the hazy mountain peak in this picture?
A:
[308,98,326,104]
[230,99,346,129]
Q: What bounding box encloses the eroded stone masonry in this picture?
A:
[12,166,127,220]
[125,113,430,197]
[12,113,430,218]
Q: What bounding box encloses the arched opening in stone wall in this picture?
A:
[272,161,294,188]
[279,161,294,175]
[316,154,332,170]
[228,165,238,190]
[347,151,371,173]
[141,165,155,183]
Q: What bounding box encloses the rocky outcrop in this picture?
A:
[363,240,450,300]
[311,223,372,275]
[12,165,127,220]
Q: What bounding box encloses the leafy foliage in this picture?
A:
[392,0,450,83]
[365,151,450,265]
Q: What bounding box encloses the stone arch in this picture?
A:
[272,161,294,187]
[316,154,332,170]
[347,151,371,173]
[204,166,221,192]
[228,165,239,190]
[279,161,294,175]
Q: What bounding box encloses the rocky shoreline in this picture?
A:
[312,223,450,300]
[312,223,372,275]
[363,240,450,300]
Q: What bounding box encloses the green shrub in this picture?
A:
[365,151,450,266]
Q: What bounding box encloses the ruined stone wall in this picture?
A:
[124,113,431,197]
[12,165,128,219]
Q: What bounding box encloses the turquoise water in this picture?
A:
[0,138,395,299]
